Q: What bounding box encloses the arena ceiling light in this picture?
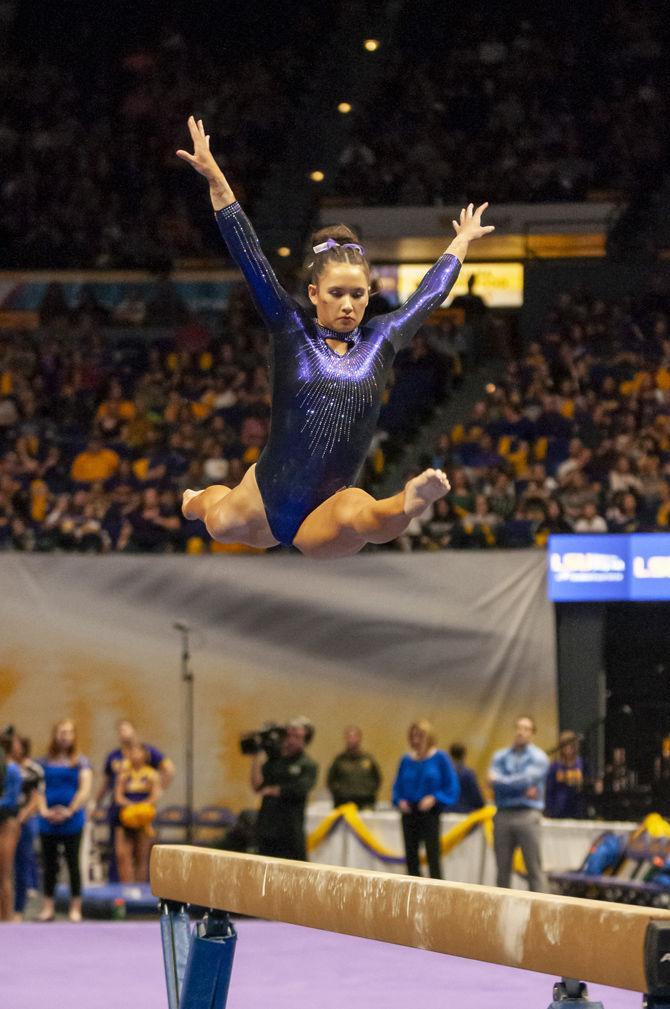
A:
[363,39,380,51]
[277,247,291,258]
[337,102,352,114]
[309,170,325,182]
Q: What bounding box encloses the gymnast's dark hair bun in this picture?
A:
[310,223,361,246]
[305,222,369,284]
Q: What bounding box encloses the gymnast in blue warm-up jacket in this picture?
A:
[0,750,21,920]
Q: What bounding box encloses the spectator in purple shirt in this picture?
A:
[95,718,175,811]
[449,743,485,813]
[94,718,175,881]
[545,731,586,819]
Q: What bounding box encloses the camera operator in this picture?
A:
[248,719,318,861]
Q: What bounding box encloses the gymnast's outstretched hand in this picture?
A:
[452,202,494,241]
[447,202,494,262]
[176,115,236,210]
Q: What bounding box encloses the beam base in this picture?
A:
[644,920,670,1008]
[547,979,603,1007]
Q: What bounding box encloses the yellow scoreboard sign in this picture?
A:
[396,261,524,308]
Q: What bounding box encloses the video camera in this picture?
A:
[240,723,287,758]
[239,718,315,758]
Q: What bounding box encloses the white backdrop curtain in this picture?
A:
[0,552,556,810]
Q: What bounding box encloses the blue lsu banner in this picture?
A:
[548,534,670,601]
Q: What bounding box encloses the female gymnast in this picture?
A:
[177,116,494,558]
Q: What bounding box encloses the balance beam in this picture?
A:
[150,845,670,995]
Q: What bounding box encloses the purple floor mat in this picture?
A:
[0,919,641,1009]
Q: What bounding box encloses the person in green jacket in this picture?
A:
[327,727,382,810]
[250,720,318,860]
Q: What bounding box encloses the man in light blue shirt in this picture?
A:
[488,715,549,891]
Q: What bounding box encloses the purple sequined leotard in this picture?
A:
[216,202,461,545]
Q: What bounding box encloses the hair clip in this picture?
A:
[312,239,365,256]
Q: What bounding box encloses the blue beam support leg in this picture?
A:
[178,912,238,1009]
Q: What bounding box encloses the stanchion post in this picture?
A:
[174,622,195,844]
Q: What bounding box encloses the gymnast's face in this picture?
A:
[308,263,370,334]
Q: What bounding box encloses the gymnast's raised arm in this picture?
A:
[177,116,297,331]
[376,202,494,352]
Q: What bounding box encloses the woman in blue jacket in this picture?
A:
[392,720,460,878]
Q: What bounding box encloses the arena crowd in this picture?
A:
[1,283,669,552]
[330,5,667,207]
[0,5,667,267]
[407,289,670,550]
[0,6,309,268]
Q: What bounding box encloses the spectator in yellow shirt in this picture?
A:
[70,437,120,484]
[96,380,136,426]
[657,484,670,528]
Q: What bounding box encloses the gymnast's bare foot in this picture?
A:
[403,469,451,518]
[182,489,201,520]
[182,484,233,522]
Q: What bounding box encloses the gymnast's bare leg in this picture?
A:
[183,466,449,557]
[292,468,450,559]
[182,464,279,548]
